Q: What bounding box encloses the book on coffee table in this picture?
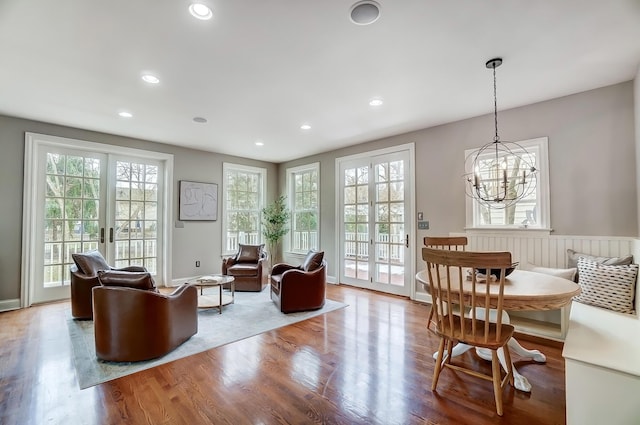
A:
[197,275,221,283]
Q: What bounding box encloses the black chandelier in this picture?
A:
[465,58,537,209]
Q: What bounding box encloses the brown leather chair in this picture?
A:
[270,250,326,313]
[93,283,198,362]
[222,244,268,291]
[70,250,148,320]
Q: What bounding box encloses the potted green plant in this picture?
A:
[262,195,291,267]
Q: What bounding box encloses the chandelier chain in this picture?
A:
[493,63,499,142]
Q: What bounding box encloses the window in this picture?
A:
[222,163,266,255]
[465,137,550,230]
[287,163,320,253]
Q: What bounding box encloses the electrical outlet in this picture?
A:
[196,260,200,267]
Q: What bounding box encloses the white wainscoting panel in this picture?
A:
[457,232,635,269]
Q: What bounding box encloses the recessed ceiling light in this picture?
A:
[350,1,381,25]
[118,111,133,118]
[189,3,213,20]
[141,74,160,84]
[300,124,311,130]
[369,98,384,106]
[193,116,207,123]
[255,140,264,146]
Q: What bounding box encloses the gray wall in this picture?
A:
[280,81,638,278]
[1,80,637,302]
[636,67,640,230]
[0,115,278,301]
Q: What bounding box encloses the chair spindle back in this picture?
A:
[422,247,512,344]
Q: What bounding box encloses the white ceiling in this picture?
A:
[1,1,640,163]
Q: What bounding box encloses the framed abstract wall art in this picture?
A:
[179,180,218,221]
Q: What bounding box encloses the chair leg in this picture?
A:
[427,305,434,330]
[444,339,454,365]
[491,349,504,416]
[432,338,447,391]
[502,345,514,387]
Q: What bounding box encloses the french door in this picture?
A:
[338,146,414,296]
[23,133,171,305]
[111,158,161,273]
[40,148,107,302]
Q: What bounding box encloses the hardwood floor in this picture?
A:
[0,284,566,425]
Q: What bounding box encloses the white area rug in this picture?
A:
[67,288,347,389]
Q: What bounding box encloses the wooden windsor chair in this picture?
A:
[422,247,514,416]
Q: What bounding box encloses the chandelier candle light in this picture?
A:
[465,58,537,209]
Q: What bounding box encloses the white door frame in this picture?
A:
[21,132,174,307]
[334,143,416,299]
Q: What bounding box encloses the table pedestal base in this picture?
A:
[432,310,546,393]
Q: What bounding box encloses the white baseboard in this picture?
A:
[413,292,432,305]
[0,298,21,312]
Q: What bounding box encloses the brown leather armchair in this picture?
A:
[70,250,149,320]
[92,283,198,362]
[222,244,268,291]
[270,250,326,313]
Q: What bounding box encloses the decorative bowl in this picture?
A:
[476,262,519,279]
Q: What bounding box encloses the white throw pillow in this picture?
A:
[574,259,638,315]
[530,265,577,282]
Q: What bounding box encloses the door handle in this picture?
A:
[109,227,114,243]
[100,228,105,244]
[405,234,409,248]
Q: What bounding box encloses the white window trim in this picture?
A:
[221,162,267,256]
[464,136,551,232]
[285,162,320,254]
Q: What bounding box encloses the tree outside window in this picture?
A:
[222,163,266,254]
[287,163,319,253]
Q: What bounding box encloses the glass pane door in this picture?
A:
[343,163,370,281]
[37,149,107,303]
[339,149,411,296]
[25,133,171,306]
[112,159,161,274]
[373,154,406,288]
[34,151,165,304]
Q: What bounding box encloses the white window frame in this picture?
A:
[286,162,320,254]
[221,162,267,256]
[465,136,551,231]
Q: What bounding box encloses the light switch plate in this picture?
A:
[418,221,429,229]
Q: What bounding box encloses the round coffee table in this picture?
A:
[193,275,235,314]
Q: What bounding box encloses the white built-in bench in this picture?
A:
[562,298,640,424]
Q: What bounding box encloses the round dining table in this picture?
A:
[415,268,581,392]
